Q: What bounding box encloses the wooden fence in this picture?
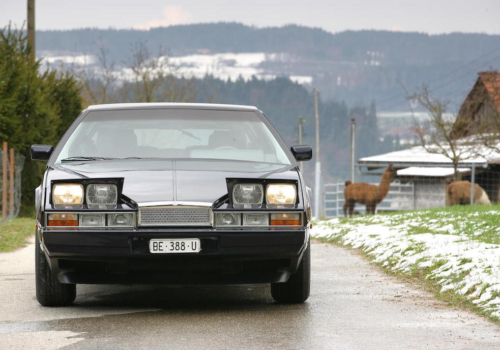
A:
[1,142,23,222]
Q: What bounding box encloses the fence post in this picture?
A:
[336,182,340,217]
[2,142,7,221]
[470,164,476,205]
[9,148,14,216]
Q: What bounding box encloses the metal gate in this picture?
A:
[324,180,415,218]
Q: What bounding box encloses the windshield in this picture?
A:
[55,108,291,165]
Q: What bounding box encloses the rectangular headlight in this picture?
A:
[266,184,297,208]
[86,184,118,206]
[108,213,134,227]
[216,213,241,227]
[242,213,269,226]
[52,184,84,206]
[232,184,263,209]
[79,213,105,227]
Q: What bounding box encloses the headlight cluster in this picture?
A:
[232,183,297,209]
[266,184,297,208]
[53,183,118,208]
[215,212,301,227]
[52,184,84,206]
[47,212,135,228]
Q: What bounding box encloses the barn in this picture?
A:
[358,71,500,210]
[358,147,500,210]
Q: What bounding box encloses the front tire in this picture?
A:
[271,240,310,303]
[36,238,76,306]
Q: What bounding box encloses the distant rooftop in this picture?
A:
[359,144,500,168]
[397,167,470,177]
[86,103,258,111]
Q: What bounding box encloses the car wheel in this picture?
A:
[271,239,310,303]
[36,238,76,307]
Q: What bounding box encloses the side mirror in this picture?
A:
[290,145,313,161]
[31,145,53,161]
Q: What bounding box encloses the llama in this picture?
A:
[446,181,491,206]
[343,164,396,217]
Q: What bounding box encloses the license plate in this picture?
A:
[149,238,201,254]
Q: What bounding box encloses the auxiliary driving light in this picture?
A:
[242,213,269,226]
[79,213,105,227]
[216,213,241,227]
[108,213,134,227]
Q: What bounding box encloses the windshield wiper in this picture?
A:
[61,156,116,162]
[180,129,201,141]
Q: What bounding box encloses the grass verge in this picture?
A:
[0,218,35,253]
[314,205,500,325]
[331,204,500,244]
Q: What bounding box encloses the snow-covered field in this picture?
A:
[313,208,500,319]
[39,51,313,84]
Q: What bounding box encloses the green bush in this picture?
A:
[0,26,82,215]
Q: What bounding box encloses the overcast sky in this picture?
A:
[1,0,500,34]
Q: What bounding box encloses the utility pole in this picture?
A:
[298,116,305,173]
[27,0,35,59]
[350,118,356,183]
[313,88,321,219]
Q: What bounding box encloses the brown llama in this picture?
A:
[446,181,491,206]
[343,164,396,217]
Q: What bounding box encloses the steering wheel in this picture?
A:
[215,146,238,150]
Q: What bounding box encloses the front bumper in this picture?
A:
[39,227,309,284]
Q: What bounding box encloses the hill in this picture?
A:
[37,23,500,109]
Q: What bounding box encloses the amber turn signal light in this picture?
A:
[47,213,78,227]
[270,213,301,226]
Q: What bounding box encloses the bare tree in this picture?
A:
[73,39,196,105]
[119,41,195,103]
[77,40,119,105]
[409,86,483,180]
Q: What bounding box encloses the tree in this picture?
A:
[74,40,196,105]
[0,25,82,213]
[77,41,119,105]
[409,86,482,180]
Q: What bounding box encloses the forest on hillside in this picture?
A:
[36,23,500,109]
[37,23,500,64]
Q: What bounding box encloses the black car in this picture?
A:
[32,103,313,306]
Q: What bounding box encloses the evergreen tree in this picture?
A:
[0,26,82,213]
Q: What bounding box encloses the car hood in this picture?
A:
[47,159,299,205]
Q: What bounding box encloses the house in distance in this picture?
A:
[357,72,500,211]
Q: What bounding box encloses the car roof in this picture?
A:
[86,103,259,112]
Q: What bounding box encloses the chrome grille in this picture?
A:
[139,207,211,226]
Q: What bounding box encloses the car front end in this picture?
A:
[33,103,313,306]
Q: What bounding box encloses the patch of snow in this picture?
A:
[40,54,95,67]
[313,212,500,318]
[39,51,313,85]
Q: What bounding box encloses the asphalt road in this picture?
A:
[1,238,499,350]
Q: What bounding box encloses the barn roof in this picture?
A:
[453,71,500,138]
[479,72,500,116]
